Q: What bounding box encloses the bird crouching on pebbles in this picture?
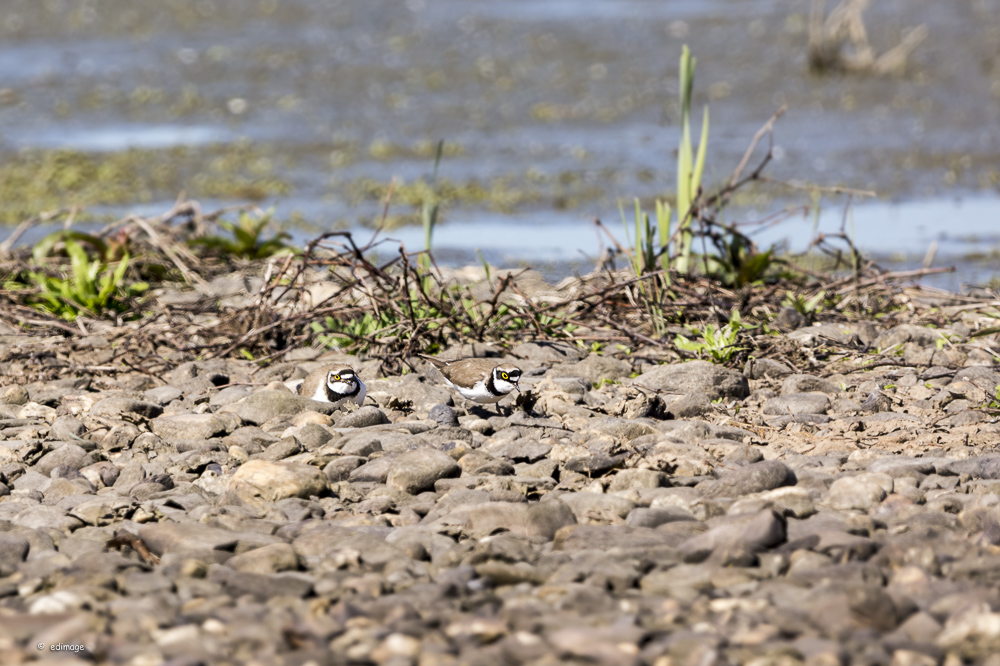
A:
[297,366,367,406]
[419,354,521,408]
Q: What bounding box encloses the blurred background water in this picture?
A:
[1,0,999,289]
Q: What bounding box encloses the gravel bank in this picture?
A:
[2,281,1000,665]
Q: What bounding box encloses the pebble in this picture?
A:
[226,542,299,574]
[0,533,30,575]
[1,385,29,405]
[782,374,842,395]
[218,389,336,425]
[466,499,576,539]
[229,459,330,504]
[151,413,231,441]
[429,403,459,426]
[338,405,391,428]
[824,474,890,511]
[559,491,636,521]
[386,448,461,494]
[88,397,163,418]
[632,360,750,400]
[763,392,831,415]
[699,460,797,498]
[34,444,93,477]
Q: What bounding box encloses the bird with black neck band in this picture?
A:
[297,365,367,406]
[419,354,521,412]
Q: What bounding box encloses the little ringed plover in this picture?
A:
[419,354,521,405]
[297,365,367,406]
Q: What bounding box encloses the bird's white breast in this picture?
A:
[445,377,502,404]
[312,377,366,406]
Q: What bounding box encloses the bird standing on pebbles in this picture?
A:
[297,365,367,406]
[419,354,521,407]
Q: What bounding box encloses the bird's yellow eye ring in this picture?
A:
[502,372,509,380]
[332,374,340,381]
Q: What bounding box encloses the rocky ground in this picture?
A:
[3,279,1000,665]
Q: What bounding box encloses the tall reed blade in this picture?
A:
[476,248,492,284]
[675,45,709,275]
[656,199,672,279]
[644,211,656,275]
[693,106,709,203]
[618,199,639,277]
[676,47,695,274]
[420,139,445,275]
[634,198,644,274]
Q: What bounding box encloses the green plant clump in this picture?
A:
[311,312,403,354]
[6,239,147,321]
[783,290,826,316]
[190,211,297,260]
[675,310,745,363]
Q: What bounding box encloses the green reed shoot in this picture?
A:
[420,139,445,278]
[675,45,709,275]
[619,199,670,339]
[477,248,492,284]
[783,290,826,316]
[621,198,657,277]
[656,199,672,279]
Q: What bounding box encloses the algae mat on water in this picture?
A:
[0,141,290,224]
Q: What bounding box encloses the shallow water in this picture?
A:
[13,124,235,152]
[1,0,999,284]
[309,194,1000,291]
